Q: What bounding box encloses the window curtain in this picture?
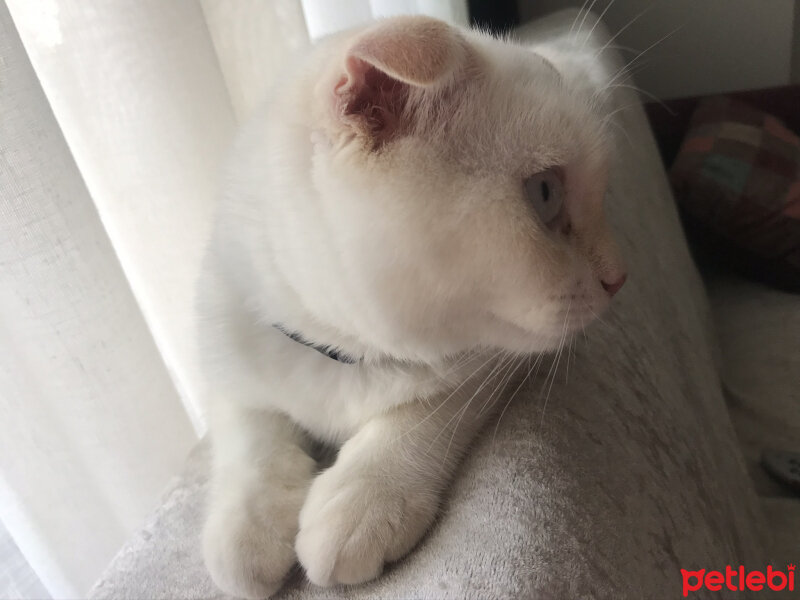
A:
[0,1,466,598]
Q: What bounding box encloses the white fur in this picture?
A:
[198,16,624,598]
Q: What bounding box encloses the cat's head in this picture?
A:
[307,16,625,361]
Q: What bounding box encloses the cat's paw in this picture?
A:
[203,452,315,599]
[203,487,303,600]
[295,466,437,587]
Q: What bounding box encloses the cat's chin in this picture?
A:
[486,308,608,355]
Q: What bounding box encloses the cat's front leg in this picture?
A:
[295,366,507,587]
[203,403,316,599]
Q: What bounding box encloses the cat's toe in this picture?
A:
[203,500,298,599]
[203,531,291,599]
[296,471,435,587]
[204,552,284,600]
[296,507,386,587]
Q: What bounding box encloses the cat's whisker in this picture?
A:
[493,352,527,403]
[538,302,571,429]
[581,0,616,50]
[426,367,496,454]
[541,317,568,397]
[492,354,542,444]
[540,348,563,428]
[492,351,543,444]
[400,348,502,442]
[600,63,642,102]
[477,351,522,417]
[584,303,609,328]
[538,354,560,430]
[602,58,652,102]
[604,24,683,92]
[565,333,576,384]
[606,83,675,114]
[439,401,474,468]
[607,118,635,151]
[580,302,615,336]
[435,348,481,381]
[452,352,524,461]
[569,0,594,37]
[460,351,514,423]
[574,0,602,42]
[440,351,523,466]
[591,0,658,64]
[580,314,589,345]
[601,43,641,55]
[601,53,652,105]
[428,349,510,453]
[601,100,640,125]
[564,319,574,384]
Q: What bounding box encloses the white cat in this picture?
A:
[197,15,625,599]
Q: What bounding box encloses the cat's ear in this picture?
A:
[333,16,465,144]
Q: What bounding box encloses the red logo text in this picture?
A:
[681,565,795,596]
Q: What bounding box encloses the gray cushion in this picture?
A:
[707,274,800,563]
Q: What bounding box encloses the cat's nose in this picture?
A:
[601,274,626,297]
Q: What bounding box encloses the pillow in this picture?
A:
[670,96,800,292]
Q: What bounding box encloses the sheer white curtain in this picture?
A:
[0,1,466,598]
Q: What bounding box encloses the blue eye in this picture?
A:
[524,169,563,226]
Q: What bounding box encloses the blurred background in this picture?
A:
[516,0,800,100]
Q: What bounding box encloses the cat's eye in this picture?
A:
[524,169,564,226]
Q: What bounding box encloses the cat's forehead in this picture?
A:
[498,47,562,84]
[432,75,588,172]
[468,33,561,82]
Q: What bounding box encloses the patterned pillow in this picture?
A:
[670,96,800,292]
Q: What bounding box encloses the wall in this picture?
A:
[518,0,797,100]
[793,5,800,81]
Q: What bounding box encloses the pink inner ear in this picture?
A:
[336,56,410,144]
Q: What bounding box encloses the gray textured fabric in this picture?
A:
[707,275,800,563]
[90,12,766,600]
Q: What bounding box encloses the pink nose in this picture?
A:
[601,274,626,297]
